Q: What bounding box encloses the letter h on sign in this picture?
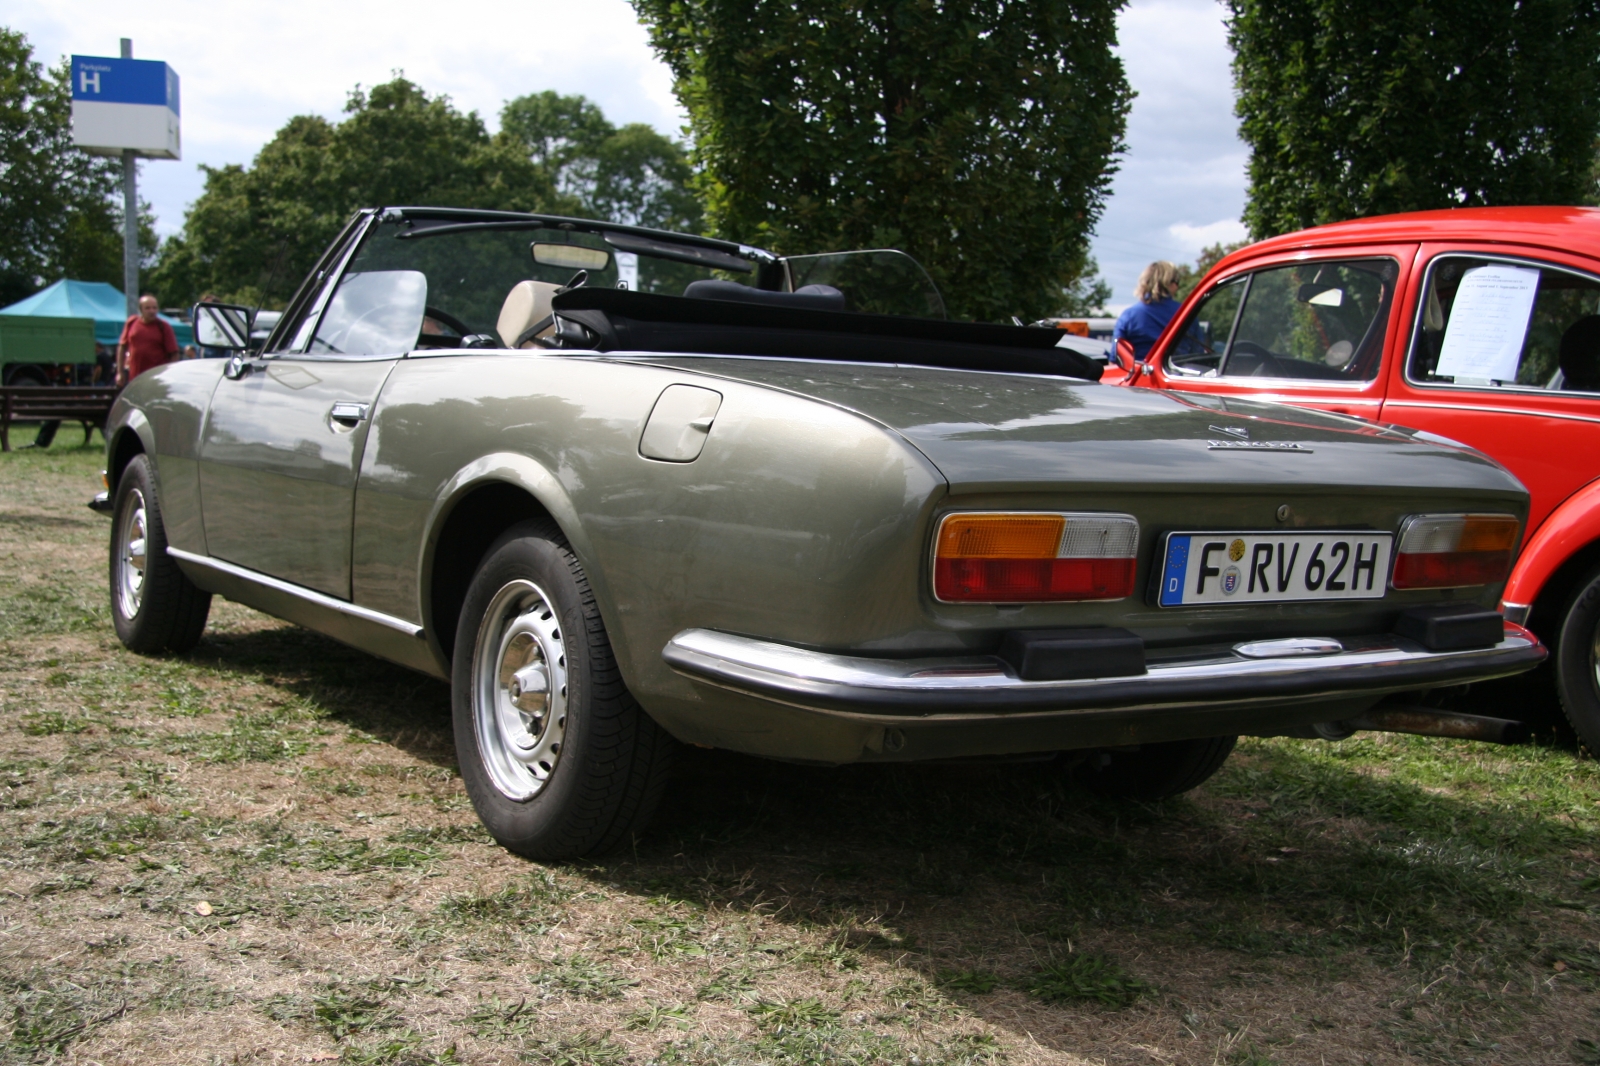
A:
[80,69,101,94]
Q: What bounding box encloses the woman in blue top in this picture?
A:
[1113,261,1181,361]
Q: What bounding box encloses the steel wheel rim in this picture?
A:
[472,578,568,801]
[116,488,148,620]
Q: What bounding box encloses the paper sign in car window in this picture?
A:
[1435,264,1540,384]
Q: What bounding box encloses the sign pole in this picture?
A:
[119,38,138,317]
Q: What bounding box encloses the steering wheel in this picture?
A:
[1227,340,1285,377]
[423,306,474,337]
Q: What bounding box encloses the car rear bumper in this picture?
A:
[663,623,1543,725]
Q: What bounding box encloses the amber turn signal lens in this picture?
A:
[1392,513,1519,590]
[933,512,1139,603]
[935,514,1066,559]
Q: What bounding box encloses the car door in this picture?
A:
[1380,243,1600,536]
[197,237,425,599]
[1144,246,1416,420]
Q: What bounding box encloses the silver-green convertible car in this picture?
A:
[100,207,1545,858]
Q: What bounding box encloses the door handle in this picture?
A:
[329,401,370,426]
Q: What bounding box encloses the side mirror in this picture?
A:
[1113,338,1137,373]
[193,302,254,351]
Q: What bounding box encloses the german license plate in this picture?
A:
[1157,531,1394,606]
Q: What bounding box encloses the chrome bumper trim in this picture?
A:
[1499,601,1531,626]
[663,626,1545,718]
[167,547,425,638]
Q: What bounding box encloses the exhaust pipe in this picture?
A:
[1334,706,1529,745]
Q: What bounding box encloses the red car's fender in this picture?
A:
[1501,475,1600,620]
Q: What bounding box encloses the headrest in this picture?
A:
[1559,315,1600,392]
[683,279,847,312]
[497,280,561,348]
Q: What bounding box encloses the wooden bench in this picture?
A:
[0,386,119,452]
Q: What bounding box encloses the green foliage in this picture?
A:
[1228,0,1600,238]
[1174,241,1249,299]
[501,91,699,231]
[0,28,154,305]
[1024,953,1152,1008]
[1055,256,1114,317]
[632,0,1132,322]
[150,79,698,310]
[150,77,552,309]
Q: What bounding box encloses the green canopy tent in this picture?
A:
[0,280,194,347]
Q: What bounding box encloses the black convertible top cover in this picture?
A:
[550,287,1103,382]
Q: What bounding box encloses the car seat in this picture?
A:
[497,280,562,348]
[1559,315,1600,392]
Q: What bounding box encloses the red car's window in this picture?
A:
[1167,259,1397,383]
[1407,255,1600,395]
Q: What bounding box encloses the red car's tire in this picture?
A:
[1554,563,1600,755]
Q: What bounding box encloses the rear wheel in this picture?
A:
[109,455,212,653]
[1079,736,1237,799]
[451,520,676,859]
[1553,564,1600,754]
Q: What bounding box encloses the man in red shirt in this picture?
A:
[116,293,179,387]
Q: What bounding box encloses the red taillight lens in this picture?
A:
[1391,514,1519,590]
[933,513,1139,602]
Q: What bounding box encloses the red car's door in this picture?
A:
[1140,244,1419,421]
[1379,243,1600,536]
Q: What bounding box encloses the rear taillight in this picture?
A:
[1391,513,1519,589]
[933,512,1139,602]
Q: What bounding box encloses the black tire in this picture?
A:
[1553,564,1600,755]
[109,454,212,653]
[451,519,676,859]
[1079,736,1237,800]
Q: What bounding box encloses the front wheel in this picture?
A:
[1553,564,1600,754]
[451,520,676,859]
[1078,736,1237,800]
[110,455,212,653]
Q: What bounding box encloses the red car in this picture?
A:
[1123,206,1600,751]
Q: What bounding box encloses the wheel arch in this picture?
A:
[420,452,613,673]
[106,409,154,495]
[1503,476,1600,636]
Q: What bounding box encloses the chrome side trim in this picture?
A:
[166,547,424,638]
[663,626,1544,719]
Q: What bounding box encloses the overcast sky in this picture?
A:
[20,0,1246,307]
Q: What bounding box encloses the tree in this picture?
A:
[1229,0,1600,239]
[1173,241,1248,299]
[631,0,1132,323]
[500,91,700,231]
[1055,256,1113,317]
[153,81,701,308]
[152,78,555,308]
[0,28,149,306]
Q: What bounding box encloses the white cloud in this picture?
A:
[1090,0,1248,303]
[1167,218,1250,254]
[17,0,684,235]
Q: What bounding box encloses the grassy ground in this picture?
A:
[0,433,1596,1066]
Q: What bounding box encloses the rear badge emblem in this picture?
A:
[1209,424,1250,439]
[1208,439,1314,452]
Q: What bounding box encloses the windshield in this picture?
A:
[337,219,747,343]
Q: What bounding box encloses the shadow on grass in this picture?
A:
[186,622,454,770]
[177,621,1595,1015]
[612,739,1595,977]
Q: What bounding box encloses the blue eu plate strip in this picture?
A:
[1160,535,1190,606]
